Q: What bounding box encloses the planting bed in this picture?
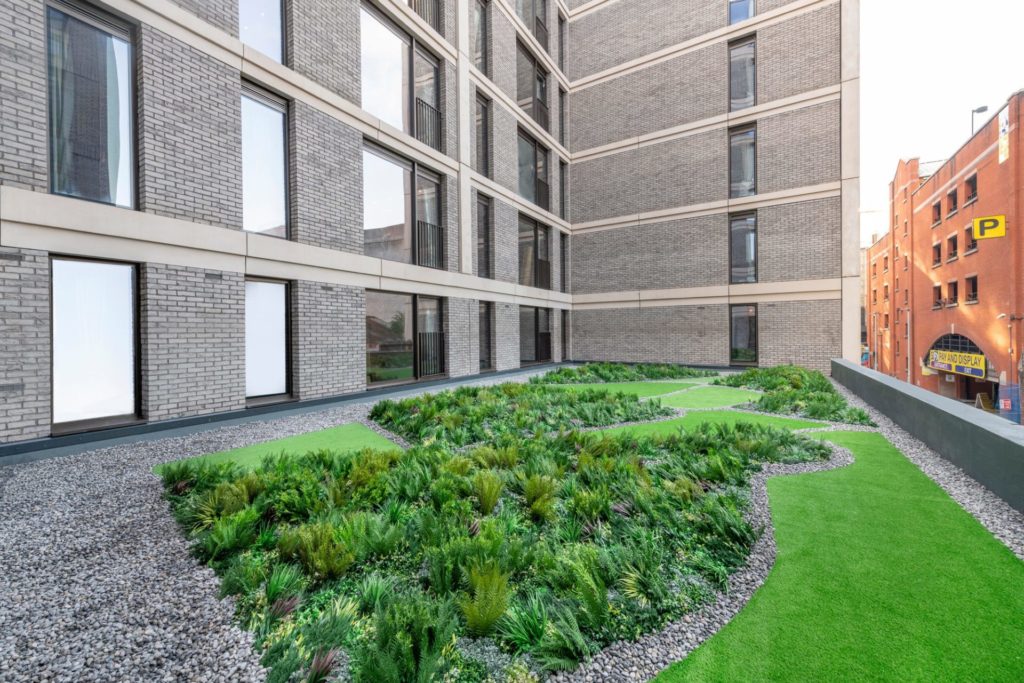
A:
[715,366,874,425]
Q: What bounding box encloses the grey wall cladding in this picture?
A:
[494,302,520,372]
[137,25,242,229]
[758,197,841,283]
[292,281,365,399]
[0,0,47,191]
[758,299,840,372]
[573,305,731,366]
[445,297,477,378]
[758,4,840,103]
[165,0,236,34]
[287,0,360,105]
[0,248,50,443]
[758,100,840,194]
[140,265,245,421]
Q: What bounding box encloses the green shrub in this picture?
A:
[717,365,877,425]
[472,470,504,515]
[460,562,512,636]
[498,590,549,652]
[532,362,717,384]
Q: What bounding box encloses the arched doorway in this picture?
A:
[922,334,997,404]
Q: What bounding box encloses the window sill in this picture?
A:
[246,394,295,408]
[964,196,978,208]
[965,299,979,305]
[946,209,958,219]
[964,247,978,255]
[932,221,942,228]
[946,302,959,308]
[931,262,942,269]
[932,304,942,310]
[946,255,958,263]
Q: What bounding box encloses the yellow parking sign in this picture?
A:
[974,215,1006,240]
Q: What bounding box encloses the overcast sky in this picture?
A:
[859,0,1024,245]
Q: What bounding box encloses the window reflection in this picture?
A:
[245,280,288,398]
[241,92,288,237]
[730,127,756,198]
[729,40,755,111]
[730,304,758,364]
[730,213,757,284]
[239,0,282,62]
[360,7,410,131]
[363,147,412,263]
[366,291,415,385]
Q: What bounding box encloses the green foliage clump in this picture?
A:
[716,365,875,425]
[532,362,717,384]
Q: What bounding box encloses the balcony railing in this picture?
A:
[415,220,445,270]
[415,98,443,152]
[967,238,978,251]
[411,0,441,33]
[534,16,549,51]
[536,178,550,211]
[417,331,445,377]
[531,98,550,131]
[967,291,979,303]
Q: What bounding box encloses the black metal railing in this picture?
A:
[534,16,549,51]
[536,258,551,290]
[948,249,958,260]
[412,0,441,33]
[536,178,550,211]
[415,98,443,151]
[532,98,550,131]
[967,237,978,251]
[417,331,445,377]
[415,220,445,270]
[967,291,978,303]
[536,332,552,363]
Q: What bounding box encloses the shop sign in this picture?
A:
[974,215,1006,240]
[927,349,986,379]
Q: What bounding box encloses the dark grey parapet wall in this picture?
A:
[831,359,1024,514]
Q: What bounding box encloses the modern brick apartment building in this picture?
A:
[865,91,1023,414]
[0,0,859,446]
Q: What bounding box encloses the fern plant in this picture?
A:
[459,562,511,636]
[472,470,503,515]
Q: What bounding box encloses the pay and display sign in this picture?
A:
[927,349,986,379]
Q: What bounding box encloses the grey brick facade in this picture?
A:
[292,281,365,399]
[0,0,46,191]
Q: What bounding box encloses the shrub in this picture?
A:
[717,365,876,425]
[472,470,504,515]
[498,590,549,652]
[460,562,512,636]
[532,362,717,384]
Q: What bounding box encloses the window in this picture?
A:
[932,243,941,267]
[729,126,756,198]
[520,305,552,363]
[366,291,445,385]
[475,95,490,177]
[966,275,978,303]
[518,129,550,209]
[947,280,958,305]
[558,14,566,71]
[947,234,958,260]
[729,213,757,284]
[872,289,877,304]
[561,308,569,360]
[479,301,494,371]
[51,258,137,429]
[409,0,442,32]
[47,3,134,208]
[730,304,757,365]
[729,38,755,111]
[362,144,443,268]
[932,284,942,308]
[519,215,551,289]
[239,0,283,62]
[241,88,288,237]
[931,201,941,226]
[966,226,978,252]
[904,254,909,270]
[729,0,754,23]
[883,313,889,329]
[872,262,876,277]
[883,284,889,301]
[476,194,492,278]
[245,280,289,401]
[560,231,569,292]
[965,173,978,204]
[947,188,958,216]
[904,219,908,236]
[517,41,550,130]
[558,88,567,147]
[360,7,441,150]
[559,159,568,220]
[883,256,888,271]
[471,0,489,75]
[516,0,549,51]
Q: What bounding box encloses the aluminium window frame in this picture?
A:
[728,124,757,199]
[49,254,143,436]
[728,0,755,24]
[727,35,757,112]
[472,0,490,77]
[517,127,550,209]
[46,0,139,211]
[474,93,491,178]
[519,304,553,365]
[365,290,447,387]
[728,302,759,366]
[241,82,292,239]
[476,192,493,279]
[518,213,552,290]
[478,300,495,372]
[516,39,550,130]
[728,211,758,284]
[244,276,295,407]
[239,0,288,65]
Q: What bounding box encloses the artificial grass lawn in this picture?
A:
[603,411,822,437]
[660,386,762,409]
[160,422,399,471]
[656,431,1024,682]
[547,381,695,398]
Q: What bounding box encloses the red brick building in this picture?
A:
[865,91,1023,415]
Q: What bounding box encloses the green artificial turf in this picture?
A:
[660,386,762,409]
[656,431,1024,682]
[159,422,400,472]
[603,411,822,438]
[547,381,695,398]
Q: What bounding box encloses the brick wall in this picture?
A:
[495,301,520,371]
[758,4,840,103]
[758,299,841,372]
[166,0,236,35]
[287,0,360,104]
[758,197,842,283]
[0,248,50,442]
[139,265,245,420]
[292,281,365,399]
[445,297,478,378]
[758,100,841,194]
[0,0,47,191]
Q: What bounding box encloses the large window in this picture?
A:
[519,215,551,289]
[558,14,566,71]
[245,280,289,401]
[517,41,550,130]
[363,144,443,268]
[241,88,288,237]
[730,304,758,365]
[558,88,567,147]
[51,258,137,429]
[516,0,549,50]
[360,6,441,150]
[479,301,494,371]
[475,94,490,177]
[477,194,492,278]
[729,0,754,24]
[518,129,549,209]
[729,126,756,198]
[471,0,489,75]
[729,38,755,111]
[561,308,569,360]
[366,291,444,385]
[520,306,551,364]
[239,0,283,62]
[559,159,568,220]
[47,3,134,208]
[560,231,569,292]
[729,213,757,283]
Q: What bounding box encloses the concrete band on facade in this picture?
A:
[0,0,859,446]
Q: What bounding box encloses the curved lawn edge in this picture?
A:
[549,441,856,682]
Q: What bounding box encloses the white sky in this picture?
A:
[859,0,1024,246]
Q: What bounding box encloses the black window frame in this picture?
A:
[560,230,569,293]
[476,193,493,279]
[519,305,552,365]
[965,173,978,204]
[729,303,758,366]
[946,188,958,217]
[474,93,491,177]
[516,40,550,131]
[931,201,942,226]
[558,13,566,71]
[239,0,287,65]
[729,124,757,199]
[519,213,552,290]
[729,0,755,24]
[558,158,568,220]
[729,211,758,284]
[561,308,569,361]
[517,128,550,210]
[966,275,978,303]
[931,242,942,267]
[241,82,291,239]
[479,300,494,372]
[558,87,567,147]
[365,290,446,387]
[932,284,942,308]
[244,276,294,407]
[946,234,958,261]
[517,0,549,51]
[728,36,756,112]
[46,0,138,211]
[471,0,490,76]
[946,280,958,306]
[49,254,142,436]
[965,225,978,252]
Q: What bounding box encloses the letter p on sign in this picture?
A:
[974,215,1006,240]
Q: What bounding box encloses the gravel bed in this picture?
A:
[832,380,1024,561]
[550,442,856,683]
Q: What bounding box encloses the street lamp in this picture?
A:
[972,105,989,135]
